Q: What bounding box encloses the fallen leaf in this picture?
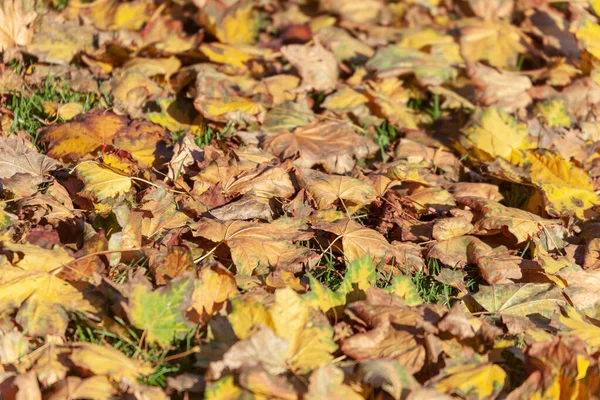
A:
[305,364,362,400]
[313,218,398,264]
[0,243,95,336]
[191,217,315,275]
[433,361,507,399]
[0,0,36,51]
[281,39,339,93]
[70,342,154,385]
[0,135,59,182]
[75,162,133,202]
[126,274,194,347]
[298,168,376,213]
[264,121,378,174]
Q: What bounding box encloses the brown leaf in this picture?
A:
[264,121,378,174]
[281,38,339,93]
[0,136,59,182]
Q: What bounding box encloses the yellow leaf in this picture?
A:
[322,86,369,112]
[41,101,59,118]
[576,19,600,60]
[40,112,127,163]
[434,362,507,399]
[199,0,258,45]
[57,102,84,121]
[304,274,345,312]
[521,150,600,218]
[592,0,600,16]
[534,99,571,128]
[147,98,203,134]
[560,306,600,347]
[205,376,242,400]
[200,43,254,69]
[387,276,423,306]
[82,0,150,31]
[306,365,363,400]
[252,74,300,106]
[70,342,154,385]
[191,267,238,320]
[228,296,274,340]
[197,97,265,122]
[460,106,533,162]
[398,27,462,65]
[123,57,182,79]
[271,288,337,372]
[459,19,525,68]
[45,376,114,400]
[26,15,94,65]
[75,162,133,202]
[0,243,95,336]
[366,78,419,129]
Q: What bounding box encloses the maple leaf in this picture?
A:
[467,62,532,112]
[366,45,458,86]
[459,19,526,67]
[75,161,133,204]
[305,255,377,312]
[0,243,95,336]
[458,197,564,244]
[559,306,600,347]
[45,376,114,400]
[139,187,189,238]
[460,106,533,162]
[70,342,154,385]
[225,288,337,374]
[190,266,238,322]
[357,360,420,400]
[0,135,59,183]
[281,38,339,93]
[40,111,166,166]
[298,169,376,213]
[305,365,363,400]
[264,121,378,174]
[519,150,600,218]
[198,0,258,45]
[26,15,94,65]
[341,296,426,374]
[126,274,195,347]
[313,218,398,264]
[470,283,566,319]
[432,360,507,399]
[386,276,423,306]
[0,0,36,51]
[191,217,315,275]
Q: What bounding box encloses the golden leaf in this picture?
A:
[459,19,526,67]
[75,162,133,202]
[520,150,600,218]
[191,217,314,275]
[70,342,154,385]
[460,106,533,162]
[298,168,376,213]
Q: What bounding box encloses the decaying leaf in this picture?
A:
[191,217,315,275]
[264,121,378,174]
[3,0,600,398]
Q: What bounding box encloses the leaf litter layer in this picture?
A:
[2,0,600,398]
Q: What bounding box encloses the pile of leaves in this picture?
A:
[3,0,600,398]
